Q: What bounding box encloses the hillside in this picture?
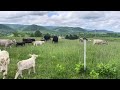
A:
[48,26,87,35]
[5,24,28,30]
[89,30,114,34]
[22,24,48,32]
[0,24,116,35]
[0,24,16,34]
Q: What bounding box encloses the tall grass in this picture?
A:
[0,37,120,79]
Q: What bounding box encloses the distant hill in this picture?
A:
[0,24,116,35]
[0,24,16,34]
[22,24,50,33]
[5,24,29,30]
[89,30,114,34]
[47,26,87,35]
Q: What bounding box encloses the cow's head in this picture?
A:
[11,39,16,44]
[29,54,39,58]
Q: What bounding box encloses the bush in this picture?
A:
[75,62,84,74]
[13,31,19,37]
[65,34,79,40]
[55,64,65,73]
[53,64,67,78]
[96,63,117,78]
[90,70,99,79]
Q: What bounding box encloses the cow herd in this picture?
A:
[0,35,59,49]
[0,36,59,79]
[0,36,108,79]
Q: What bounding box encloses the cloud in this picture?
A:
[0,11,120,32]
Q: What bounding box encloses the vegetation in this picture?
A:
[0,24,120,38]
[30,30,42,37]
[89,70,99,79]
[0,24,120,79]
[65,34,79,40]
[0,37,119,79]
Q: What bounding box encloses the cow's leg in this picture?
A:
[20,71,23,78]
[28,69,31,75]
[9,45,12,48]
[3,73,6,79]
[4,65,8,75]
[3,67,7,79]
[33,66,36,73]
[14,71,20,79]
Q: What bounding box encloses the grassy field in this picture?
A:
[0,37,120,79]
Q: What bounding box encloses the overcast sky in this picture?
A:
[0,11,120,32]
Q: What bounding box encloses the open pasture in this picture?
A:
[0,37,120,79]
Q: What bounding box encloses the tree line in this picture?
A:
[6,30,120,39]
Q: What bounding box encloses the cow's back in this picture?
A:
[0,39,9,46]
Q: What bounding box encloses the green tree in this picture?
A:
[30,33,34,37]
[65,35,69,39]
[13,31,19,37]
[34,30,42,37]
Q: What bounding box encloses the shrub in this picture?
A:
[56,64,65,73]
[90,70,99,79]
[75,62,84,74]
[54,64,67,78]
[96,63,117,78]
[65,34,79,40]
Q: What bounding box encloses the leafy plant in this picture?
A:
[96,63,117,78]
[90,70,99,79]
[56,64,65,73]
[53,64,67,78]
[75,62,84,74]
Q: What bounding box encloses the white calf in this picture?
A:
[14,54,38,79]
[33,41,45,46]
[0,50,10,79]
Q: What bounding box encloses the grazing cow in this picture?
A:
[33,41,45,46]
[52,36,58,43]
[44,35,51,41]
[93,39,108,45]
[40,39,45,41]
[0,39,16,49]
[0,50,10,79]
[79,38,84,42]
[30,39,35,41]
[79,38,88,42]
[23,38,35,44]
[88,39,92,41]
[14,54,38,79]
[16,42,25,47]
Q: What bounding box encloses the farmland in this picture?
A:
[0,37,120,79]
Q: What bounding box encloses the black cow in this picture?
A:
[52,36,58,43]
[40,39,45,41]
[44,35,51,41]
[16,42,25,47]
[30,39,35,41]
[22,38,35,44]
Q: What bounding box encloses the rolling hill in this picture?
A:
[0,24,115,35]
[0,24,16,34]
[6,24,28,30]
